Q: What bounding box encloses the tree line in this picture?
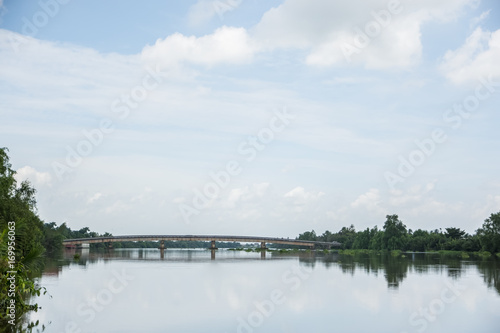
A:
[297,213,500,254]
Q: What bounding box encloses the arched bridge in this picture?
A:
[63,235,341,249]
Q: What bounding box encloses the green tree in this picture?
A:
[335,225,356,249]
[369,227,384,250]
[382,214,408,250]
[0,147,45,328]
[320,230,334,242]
[477,212,500,253]
[297,230,317,241]
[43,222,65,252]
[445,227,466,240]
[352,228,374,249]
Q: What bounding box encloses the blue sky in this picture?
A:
[0,0,499,237]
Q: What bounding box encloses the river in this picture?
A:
[28,249,500,332]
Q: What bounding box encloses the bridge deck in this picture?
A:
[62,235,341,248]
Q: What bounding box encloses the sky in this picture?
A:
[0,0,499,237]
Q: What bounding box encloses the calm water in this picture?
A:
[29,249,500,333]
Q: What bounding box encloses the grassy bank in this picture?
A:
[334,249,499,258]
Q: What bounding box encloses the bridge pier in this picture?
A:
[260,242,267,250]
[209,240,218,250]
[158,240,166,250]
[211,249,216,260]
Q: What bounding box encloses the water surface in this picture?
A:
[30,249,500,332]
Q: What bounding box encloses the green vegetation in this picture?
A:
[297,214,500,253]
[474,251,492,258]
[1,148,46,329]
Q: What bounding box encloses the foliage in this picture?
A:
[0,148,45,329]
[477,212,500,253]
[298,212,499,253]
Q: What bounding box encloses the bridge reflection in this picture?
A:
[48,248,500,294]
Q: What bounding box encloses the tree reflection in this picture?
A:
[383,255,409,289]
[314,252,499,290]
[477,257,500,295]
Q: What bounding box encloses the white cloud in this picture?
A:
[440,27,500,85]
[351,188,385,214]
[188,1,219,26]
[141,26,257,69]
[188,0,243,26]
[104,200,129,214]
[284,186,325,205]
[253,0,475,69]
[131,187,153,203]
[470,10,490,28]
[87,192,102,204]
[225,183,270,208]
[14,166,52,187]
[472,194,500,222]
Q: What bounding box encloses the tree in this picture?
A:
[352,228,374,249]
[320,230,334,242]
[297,230,317,241]
[335,225,356,249]
[43,222,66,252]
[0,147,45,328]
[369,227,384,250]
[477,212,500,253]
[382,215,408,250]
[445,227,466,240]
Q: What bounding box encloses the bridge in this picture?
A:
[63,235,341,250]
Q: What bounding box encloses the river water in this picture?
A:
[29,249,500,332]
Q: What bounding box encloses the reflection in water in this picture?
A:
[30,249,500,333]
[477,258,500,295]
[53,248,500,293]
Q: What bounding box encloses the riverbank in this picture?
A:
[333,249,500,258]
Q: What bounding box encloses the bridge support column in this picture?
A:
[210,240,218,250]
[260,242,267,250]
[159,240,165,250]
[211,249,216,260]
